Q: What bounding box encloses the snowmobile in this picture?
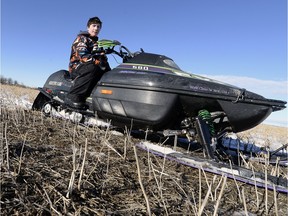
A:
[32,40,288,193]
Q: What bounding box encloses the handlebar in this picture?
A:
[93,39,138,62]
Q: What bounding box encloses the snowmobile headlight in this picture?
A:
[101,89,113,95]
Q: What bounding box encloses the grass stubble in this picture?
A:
[0,84,287,215]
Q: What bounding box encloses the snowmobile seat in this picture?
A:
[63,70,73,81]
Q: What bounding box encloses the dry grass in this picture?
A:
[0,84,38,103]
[1,84,287,215]
[239,124,288,150]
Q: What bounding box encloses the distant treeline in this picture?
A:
[0,75,27,87]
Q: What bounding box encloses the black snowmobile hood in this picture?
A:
[99,52,286,111]
[117,52,245,89]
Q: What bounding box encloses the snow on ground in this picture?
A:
[0,88,33,110]
[238,125,287,150]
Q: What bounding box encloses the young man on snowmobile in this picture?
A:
[65,16,111,109]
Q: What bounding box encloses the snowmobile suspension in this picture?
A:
[198,109,215,136]
[195,117,216,160]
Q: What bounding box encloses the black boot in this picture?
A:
[64,94,86,110]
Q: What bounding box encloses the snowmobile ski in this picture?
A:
[136,141,288,194]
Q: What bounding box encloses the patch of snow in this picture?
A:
[240,132,286,150]
[139,141,177,155]
[110,130,124,136]
[0,90,33,110]
[84,117,111,128]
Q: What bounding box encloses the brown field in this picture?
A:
[0,84,39,103]
[1,84,287,215]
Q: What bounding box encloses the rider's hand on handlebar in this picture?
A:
[92,47,114,55]
[105,47,114,54]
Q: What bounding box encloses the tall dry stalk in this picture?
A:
[102,139,123,159]
[251,166,260,210]
[0,122,3,165]
[17,132,28,174]
[123,136,128,160]
[201,167,214,201]
[265,153,269,215]
[106,144,110,175]
[43,187,61,215]
[273,185,279,216]
[78,138,88,190]
[4,123,10,172]
[133,145,151,216]
[66,125,79,198]
[213,175,227,216]
[66,142,77,198]
[198,177,213,215]
[198,168,202,211]
[170,176,196,214]
[229,160,242,203]
[241,188,248,216]
[149,157,168,214]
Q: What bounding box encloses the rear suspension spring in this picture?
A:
[198,109,215,136]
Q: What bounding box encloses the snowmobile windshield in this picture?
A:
[163,59,181,70]
[126,53,181,70]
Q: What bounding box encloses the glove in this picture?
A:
[100,54,108,62]
[94,54,108,69]
[105,47,114,54]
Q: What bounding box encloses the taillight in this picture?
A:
[45,89,52,94]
